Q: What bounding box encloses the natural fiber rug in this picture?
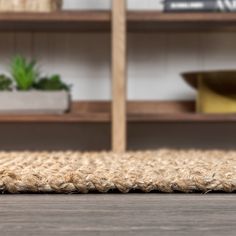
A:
[0,150,236,193]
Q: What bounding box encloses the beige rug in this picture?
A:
[0,150,236,193]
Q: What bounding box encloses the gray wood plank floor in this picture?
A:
[0,194,235,236]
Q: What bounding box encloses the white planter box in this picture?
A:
[0,91,70,114]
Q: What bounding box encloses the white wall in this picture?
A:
[63,0,163,10]
[1,1,236,102]
[2,32,236,101]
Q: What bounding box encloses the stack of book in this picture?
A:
[164,0,236,12]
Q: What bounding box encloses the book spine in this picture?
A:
[164,0,236,12]
[217,0,236,11]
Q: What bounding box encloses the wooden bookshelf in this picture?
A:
[0,6,236,151]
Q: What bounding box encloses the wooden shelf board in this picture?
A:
[129,12,236,23]
[0,101,236,123]
[128,12,236,32]
[0,11,111,32]
[129,100,236,122]
[0,11,236,32]
[129,113,236,123]
[0,102,110,123]
[0,113,110,123]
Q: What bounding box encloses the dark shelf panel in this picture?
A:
[128,101,236,122]
[0,11,236,32]
[129,113,236,123]
[0,101,236,123]
[0,102,110,123]
[0,113,110,123]
[0,11,111,32]
[128,12,236,32]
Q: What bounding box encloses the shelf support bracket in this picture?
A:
[112,0,127,152]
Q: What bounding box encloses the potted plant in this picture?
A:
[0,75,12,91]
[0,55,70,114]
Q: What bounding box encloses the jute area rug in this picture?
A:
[0,149,235,193]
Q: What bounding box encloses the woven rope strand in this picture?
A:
[0,150,236,193]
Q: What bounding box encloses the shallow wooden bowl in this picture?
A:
[182,70,236,95]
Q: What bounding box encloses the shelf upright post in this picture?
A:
[112,0,127,152]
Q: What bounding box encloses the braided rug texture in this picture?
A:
[0,149,236,193]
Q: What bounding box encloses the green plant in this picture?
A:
[34,75,70,91]
[11,56,39,91]
[0,74,12,91]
